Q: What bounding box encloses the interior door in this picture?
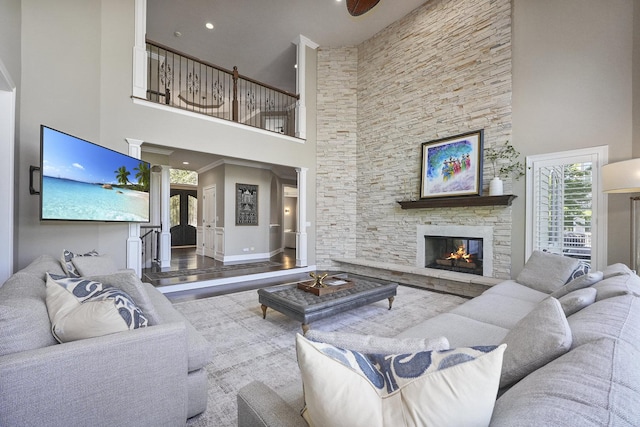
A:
[170,189,197,246]
[203,185,216,258]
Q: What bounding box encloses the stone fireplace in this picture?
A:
[417,225,494,276]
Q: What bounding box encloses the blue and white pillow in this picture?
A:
[45,273,148,343]
[46,274,103,302]
[566,260,591,282]
[60,249,99,277]
[296,334,505,427]
[86,286,148,330]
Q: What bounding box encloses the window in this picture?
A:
[525,146,608,269]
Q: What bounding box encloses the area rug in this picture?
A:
[145,261,281,280]
[174,285,467,426]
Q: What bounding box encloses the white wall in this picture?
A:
[11,0,317,269]
[511,0,635,273]
[17,0,125,269]
[223,164,272,258]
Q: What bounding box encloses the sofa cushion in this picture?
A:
[550,270,604,299]
[591,272,640,301]
[46,273,148,343]
[450,293,539,330]
[481,280,548,303]
[0,272,58,356]
[304,330,449,354]
[515,251,580,293]
[602,262,634,279]
[19,254,66,280]
[71,255,119,277]
[492,339,640,427]
[296,333,505,427]
[60,249,99,277]
[499,297,572,388]
[568,294,640,349]
[144,282,213,371]
[558,287,597,316]
[397,312,509,347]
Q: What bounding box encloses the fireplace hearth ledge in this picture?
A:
[332,258,501,298]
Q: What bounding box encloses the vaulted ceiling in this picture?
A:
[146,0,428,94]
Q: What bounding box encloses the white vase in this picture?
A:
[489,177,503,196]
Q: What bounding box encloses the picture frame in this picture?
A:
[236,183,258,225]
[420,130,483,199]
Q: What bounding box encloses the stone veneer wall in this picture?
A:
[315,47,359,264]
[316,0,514,279]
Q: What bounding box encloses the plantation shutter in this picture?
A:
[526,147,607,269]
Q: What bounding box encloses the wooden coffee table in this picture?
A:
[258,273,398,332]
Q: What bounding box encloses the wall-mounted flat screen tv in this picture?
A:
[40,125,150,222]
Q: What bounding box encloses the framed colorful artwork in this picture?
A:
[420,130,483,198]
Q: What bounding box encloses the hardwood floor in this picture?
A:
[144,247,312,302]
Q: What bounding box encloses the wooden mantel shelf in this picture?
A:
[397,194,517,209]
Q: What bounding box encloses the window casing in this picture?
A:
[525,146,608,270]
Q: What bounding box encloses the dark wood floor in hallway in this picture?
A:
[144,247,311,302]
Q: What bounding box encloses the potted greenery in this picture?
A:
[484,141,525,196]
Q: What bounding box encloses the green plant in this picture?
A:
[485,141,525,180]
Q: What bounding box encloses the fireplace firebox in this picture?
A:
[425,235,484,276]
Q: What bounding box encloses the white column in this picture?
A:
[126,138,144,276]
[0,58,16,284]
[132,0,147,98]
[159,165,172,268]
[296,167,308,267]
[292,35,318,140]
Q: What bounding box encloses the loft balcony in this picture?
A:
[145,40,300,137]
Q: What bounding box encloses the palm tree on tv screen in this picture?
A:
[134,162,150,191]
[114,166,130,185]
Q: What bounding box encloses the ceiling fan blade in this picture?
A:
[346,0,381,17]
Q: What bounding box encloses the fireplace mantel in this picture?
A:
[398,194,516,209]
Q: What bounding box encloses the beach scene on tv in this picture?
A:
[41,127,150,222]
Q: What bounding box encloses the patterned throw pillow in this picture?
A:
[46,274,104,302]
[45,273,148,343]
[566,260,591,283]
[60,249,99,277]
[296,334,505,427]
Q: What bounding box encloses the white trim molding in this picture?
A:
[126,138,144,276]
[0,57,16,283]
[293,35,318,140]
[132,0,147,98]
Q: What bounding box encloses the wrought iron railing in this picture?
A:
[140,224,161,268]
[146,40,299,137]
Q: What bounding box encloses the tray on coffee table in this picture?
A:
[296,277,355,296]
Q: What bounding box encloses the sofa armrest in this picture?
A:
[0,323,189,427]
[237,381,308,427]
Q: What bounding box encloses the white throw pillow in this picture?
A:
[296,334,505,427]
[499,297,572,388]
[45,273,148,343]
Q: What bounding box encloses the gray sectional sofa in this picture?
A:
[0,255,212,426]
[237,251,640,426]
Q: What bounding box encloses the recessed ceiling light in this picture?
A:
[183,161,190,165]
[205,22,214,30]
[174,31,182,37]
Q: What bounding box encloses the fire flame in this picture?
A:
[446,245,472,262]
